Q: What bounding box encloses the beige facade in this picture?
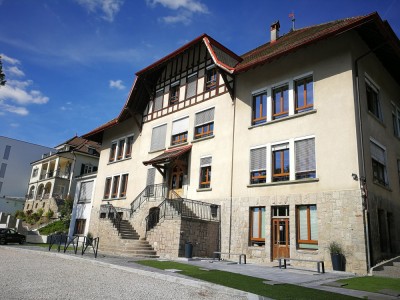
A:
[85,13,400,274]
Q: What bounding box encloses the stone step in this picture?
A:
[393,262,400,267]
[373,270,400,278]
[383,266,400,273]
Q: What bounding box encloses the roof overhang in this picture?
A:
[143,145,192,167]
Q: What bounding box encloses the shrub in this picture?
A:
[14,210,25,220]
[45,209,54,219]
[39,220,69,235]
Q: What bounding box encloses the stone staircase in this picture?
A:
[98,219,158,258]
[372,257,400,278]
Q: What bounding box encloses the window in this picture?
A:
[171,117,189,146]
[295,76,313,113]
[370,140,388,186]
[150,124,167,151]
[87,147,97,155]
[81,164,97,175]
[194,107,214,139]
[120,174,128,198]
[169,82,180,105]
[392,104,400,138]
[104,174,128,199]
[250,147,266,184]
[125,136,134,158]
[3,145,11,160]
[252,92,267,125]
[250,207,265,246]
[74,219,86,235]
[366,78,382,120]
[205,67,217,91]
[104,177,111,199]
[0,181,2,194]
[32,168,38,178]
[297,205,318,250]
[153,89,164,112]
[186,73,197,99]
[78,180,94,203]
[111,175,120,198]
[199,156,212,189]
[295,138,316,179]
[109,143,117,162]
[117,139,125,160]
[272,85,289,119]
[0,163,7,178]
[146,168,156,196]
[272,144,289,182]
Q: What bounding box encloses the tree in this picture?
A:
[0,56,6,87]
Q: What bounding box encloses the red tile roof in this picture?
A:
[143,145,192,166]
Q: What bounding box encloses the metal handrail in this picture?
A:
[145,198,220,233]
[130,183,167,216]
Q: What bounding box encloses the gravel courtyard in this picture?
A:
[0,246,249,300]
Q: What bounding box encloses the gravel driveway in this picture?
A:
[0,246,251,300]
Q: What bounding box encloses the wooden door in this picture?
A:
[169,160,186,197]
[272,218,290,259]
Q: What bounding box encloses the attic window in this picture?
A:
[88,147,97,155]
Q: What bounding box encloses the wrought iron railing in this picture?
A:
[130,183,167,216]
[145,198,220,232]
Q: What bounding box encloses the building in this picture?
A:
[0,136,54,214]
[24,136,100,217]
[68,172,97,238]
[83,12,400,274]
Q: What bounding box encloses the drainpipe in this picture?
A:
[67,152,77,199]
[354,41,387,273]
[228,78,237,258]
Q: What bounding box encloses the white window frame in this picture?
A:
[109,134,134,162]
[103,173,129,200]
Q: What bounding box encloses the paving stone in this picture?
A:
[323,281,348,287]
[378,289,400,297]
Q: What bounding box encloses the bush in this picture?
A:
[39,220,69,235]
[45,209,54,219]
[14,210,25,220]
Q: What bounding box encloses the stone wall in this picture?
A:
[146,217,220,259]
[218,189,368,274]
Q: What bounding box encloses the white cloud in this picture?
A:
[109,79,125,90]
[7,66,25,77]
[0,53,20,65]
[146,0,208,25]
[10,123,20,127]
[146,0,208,13]
[0,101,29,116]
[0,54,49,116]
[76,0,124,22]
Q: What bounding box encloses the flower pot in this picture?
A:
[331,253,345,271]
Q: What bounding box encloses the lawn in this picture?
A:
[135,260,357,300]
[338,276,400,293]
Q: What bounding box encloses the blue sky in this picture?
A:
[0,0,399,147]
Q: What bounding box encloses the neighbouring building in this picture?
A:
[68,172,97,239]
[24,136,100,217]
[83,12,400,274]
[0,136,54,214]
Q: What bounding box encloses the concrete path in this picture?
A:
[1,245,399,300]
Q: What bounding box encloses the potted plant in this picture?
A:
[329,241,345,271]
[86,232,93,246]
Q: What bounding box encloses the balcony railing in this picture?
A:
[130,183,167,216]
[38,170,70,181]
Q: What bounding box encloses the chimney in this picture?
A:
[270,20,280,43]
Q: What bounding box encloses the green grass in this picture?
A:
[136,260,357,300]
[338,276,400,293]
[38,220,69,235]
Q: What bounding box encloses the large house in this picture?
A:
[24,136,100,217]
[83,12,400,274]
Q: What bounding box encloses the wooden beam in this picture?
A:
[219,69,235,100]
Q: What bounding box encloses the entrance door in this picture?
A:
[169,160,186,197]
[272,218,290,259]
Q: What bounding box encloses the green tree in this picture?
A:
[0,56,6,87]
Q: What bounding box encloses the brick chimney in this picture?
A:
[270,21,280,43]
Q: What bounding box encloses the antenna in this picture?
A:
[289,12,295,31]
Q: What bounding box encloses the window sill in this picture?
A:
[372,181,392,192]
[148,148,166,154]
[192,135,215,143]
[197,188,212,192]
[249,109,317,129]
[367,111,385,127]
[296,249,319,254]
[108,157,132,165]
[102,197,127,202]
[169,142,189,149]
[247,178,319,188]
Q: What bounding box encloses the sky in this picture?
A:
[0,0,399,147]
